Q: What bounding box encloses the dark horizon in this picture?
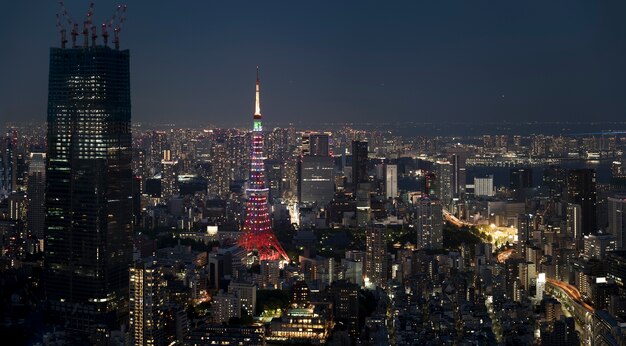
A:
[1,0,626,126]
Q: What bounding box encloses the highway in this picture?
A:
[496,249,514,263]
[546,278,594,313]
[442,210,473,227]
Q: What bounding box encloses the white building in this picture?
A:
[474,175,494,197]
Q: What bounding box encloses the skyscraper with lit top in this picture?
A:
[237,69,289,262]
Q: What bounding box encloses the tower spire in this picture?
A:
[255,66,261,117]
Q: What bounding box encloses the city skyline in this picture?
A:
[1,1,626,126]
[3,1,626,345]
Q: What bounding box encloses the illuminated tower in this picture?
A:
[238,68,289,262]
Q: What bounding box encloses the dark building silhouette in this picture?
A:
[309,133,330,157]
[351,141,368,185]
[543,165,567,200]
[510,168,533,195]
[44,46,133,333]
[27,152,46,239]
[448,152,466,198]
[567,169,597,235]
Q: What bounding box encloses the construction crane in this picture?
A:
[112,5,128,50]
[82,1,94,47]
[55,13,67,48]
[55,1,127,49]
[57,0,74,48]
[102,4,122,47]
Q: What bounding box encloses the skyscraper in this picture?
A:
[298,155,334,205]
[384,164,397,199]
[436,161,453,205]
[448,152,467,198]
[365,224,387,288]
[510,168,533,200]
[238,69,289,262]
[543,165,567,199]
[351,141,368,186]
[27,152,46,240]
[415,197,443,250]
[608,196,626,250]
[129,260,167,346]
[309,133,331,157]
[45,42,133,332]
[567,169,597,235]
[161,149,178,199]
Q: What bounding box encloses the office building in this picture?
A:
[309,132,331,157]
[27,152,46,240]
[566,203,582,241]
[45,44,133,332]
[510,168,532,200]
[583,234,616,260]
[608,196,626,249]
[265,159,283,202]
[351,141,368,186]
[384,164,398,199]
[228,281,257,316]
[567,169,597,235]
[211,291,241,323]
[474,175,494,197]
[298,155,334,206]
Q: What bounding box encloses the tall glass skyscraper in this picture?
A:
[45,46,133,333]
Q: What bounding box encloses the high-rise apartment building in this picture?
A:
[44,44,133,332]
[129,260,167,346]
[415,197,443,250]
[161,149,178,199]
[436,161,453,205]
[365,224,387,288]
[448,152,467,198]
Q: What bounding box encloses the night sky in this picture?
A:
[1,0,625,126]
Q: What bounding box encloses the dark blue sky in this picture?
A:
[1,1,625,126]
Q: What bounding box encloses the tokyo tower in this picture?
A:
[238,68,290,262]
